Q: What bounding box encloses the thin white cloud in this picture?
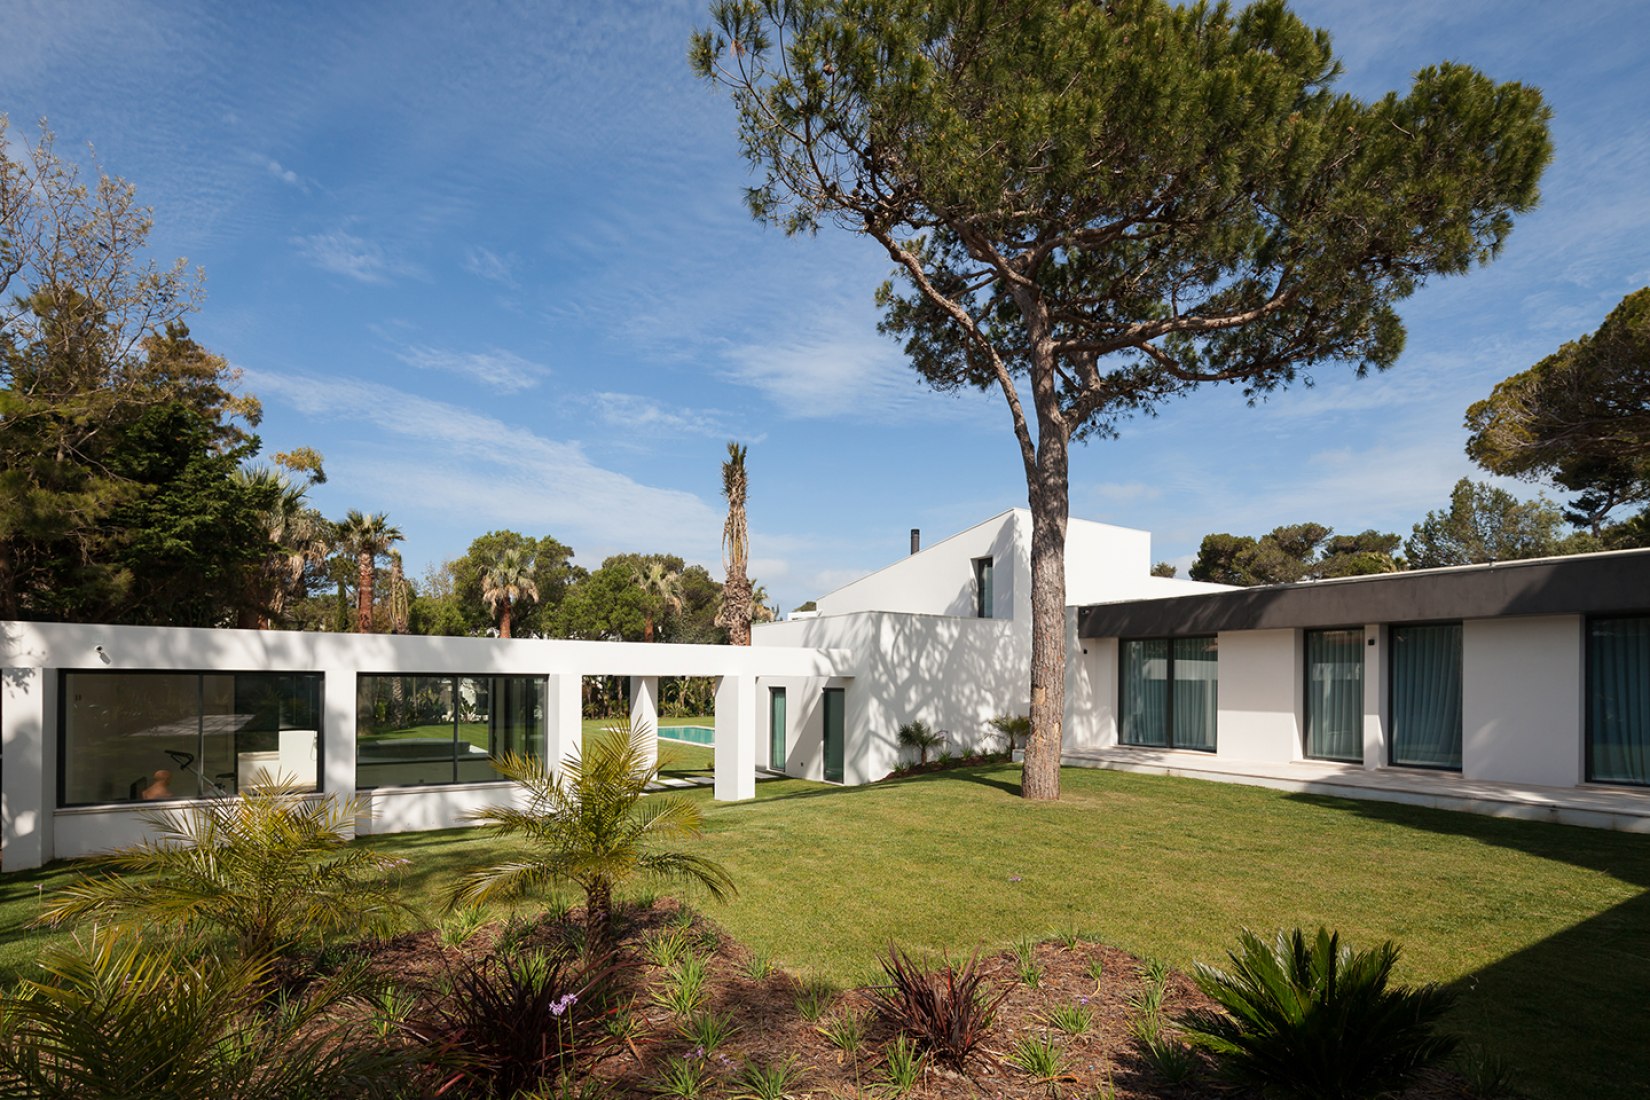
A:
[259,155,306,190]
[292,230,420,284]
[243,367,723,557]
[395,344,550,394]
[592,392,735,438]
[722,330,979,423]
[463,246,517,286]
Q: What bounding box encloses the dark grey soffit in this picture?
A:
[1078,550,1650,638]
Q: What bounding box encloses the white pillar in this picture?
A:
[713,674,757,801]
[547,673,582,774]
[1,666,50,870]
[322,665,361,835]
[629,676,659,772]
[1362,624,1385,770]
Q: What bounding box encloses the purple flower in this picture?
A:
[693,1045,706,1060]
[549,992,578,1017]
[1008,875,1022,883]
[1078,996,1089,1005]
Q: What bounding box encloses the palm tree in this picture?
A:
[481,546,538,638]
[634,559,683,643]
[336,510,402,634]
[387,550,411,635]
[452,722,735,945]
[715,441,753,645]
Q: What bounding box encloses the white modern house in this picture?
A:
[5,510,1649,870]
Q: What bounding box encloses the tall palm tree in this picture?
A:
[634,559,683,643]
[387,550,411,635]
[481,546,538,638]
[715,442,753,645]
[452,722,735,946]
[336,510,402,634]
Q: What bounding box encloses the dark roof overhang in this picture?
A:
[1078,550,1650,639]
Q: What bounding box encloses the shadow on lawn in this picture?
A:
[1282,792,1650,1100]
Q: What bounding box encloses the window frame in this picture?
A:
[972,557,994,619]
[57,668,325,809]
[1302,626,1366,764]
[1385,619,1465,772]
[354,671,545,791]
[1117,635,1218,753]
[1585,613,1650,788]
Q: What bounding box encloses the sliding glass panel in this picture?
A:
[455,676,495,782]
[357,675,456,788]
[1390,624,1463,769]
[1589,617,1650,785]
[63,672,200,804]
[1172,637,1219,751]
[1120,639,1170,747]
[1306,629,1364,762]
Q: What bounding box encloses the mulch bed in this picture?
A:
[328,898,1473,1099]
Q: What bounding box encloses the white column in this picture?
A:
[1,666,50,870]
[1362,624,1385,770]
[629,676,659,772]
[547,672,582,775]
[713,674,757,801]
[322,664,361,835]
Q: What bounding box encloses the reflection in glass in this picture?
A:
[356,674,544,789]
[1306,629,1364,762]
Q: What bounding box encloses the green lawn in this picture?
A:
[3,763,1645,1099]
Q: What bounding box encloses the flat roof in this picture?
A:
[1077,549,1650,638]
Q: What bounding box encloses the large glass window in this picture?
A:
[356,674,543,789]
[1305,629,1364,762]
[1390,623,1463,769]
[1120,637,1217,751]
[1589,617,1650,786]
[61,671,321,806]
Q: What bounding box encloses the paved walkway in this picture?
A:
[1061,747,1650,832]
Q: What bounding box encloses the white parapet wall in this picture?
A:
[1,620,850,870]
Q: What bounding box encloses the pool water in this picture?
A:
[659,724,714,745]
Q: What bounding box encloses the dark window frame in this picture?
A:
[1303,626,1366,764]
[355,671,545,791]
[57,668,325,809]
[1117,635,1219,753]
[1585,613,1650,788]
[1385,619,1465,772]
[973,556,994,619]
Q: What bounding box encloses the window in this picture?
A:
[1119,637,1217,751]
[973,557,994,618]
[1389,623,1463,769]
[356,674,543,789]
[1305,628,1364,762]
[1588,616,1650,786]
[60,671,321,806]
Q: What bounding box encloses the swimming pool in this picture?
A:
[659,724,714,745]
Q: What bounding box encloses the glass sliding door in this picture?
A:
[1390,624,1463,769]
[1119,637,1217,751]
[1305,628,1364,762]
[1120,640,1170,747]
[1589,617,1650,785]
[1172,637,1219,751]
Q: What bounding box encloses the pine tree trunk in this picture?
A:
[1020,373,1071,802]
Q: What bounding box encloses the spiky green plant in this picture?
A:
[1179,927,1458,1100]
[1004,1033,1068,1082]
[895,720,944,766]
[453,722,736,945]
[729,1055,807,1100]
[0,929,408,1099]
[36,783,411,957]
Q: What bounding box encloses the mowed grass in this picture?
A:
[3,763,1645,1099]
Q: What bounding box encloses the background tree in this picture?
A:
[1190,524,1400,586]
[236,464,331,629]
[449,531,580,637]
[386,550,411,635]
[1465,286,1650,537]
[336,511,402,633]
[695,0,1551,799]
[715,442,753,645]
[481,546,538,638]
[634,559,684,643]
[1405,478,1567,568]
[1150,561,1178,578]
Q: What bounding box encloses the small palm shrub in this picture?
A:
[37,782,411,957]
[865,945,1008,1071]
[988,712,1030,752]
[407,946,618,1100]
[453,722,736,946]
[895,720,944,765]
[0,930,408,1099]
[1179,927,1458,1100]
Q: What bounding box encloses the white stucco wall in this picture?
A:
[815,511,1022,619]
[1462,615,1584,786]
[1213,628,1304,762]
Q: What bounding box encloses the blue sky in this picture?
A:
[4,0,1647,611]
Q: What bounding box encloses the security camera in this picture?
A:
[94,645,105,655]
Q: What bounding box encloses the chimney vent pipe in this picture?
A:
[910,528,921,555]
